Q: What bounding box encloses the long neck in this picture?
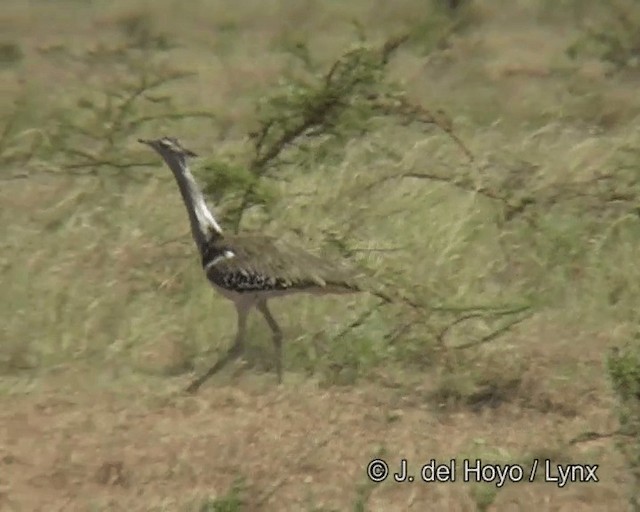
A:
[160,153,223,253]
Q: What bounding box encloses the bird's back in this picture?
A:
[202,234,364,296]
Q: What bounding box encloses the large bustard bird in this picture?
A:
[139,136,379,393]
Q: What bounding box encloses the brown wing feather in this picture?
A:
[203,234,364,294]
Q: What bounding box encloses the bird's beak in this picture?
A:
[138,138,154,147]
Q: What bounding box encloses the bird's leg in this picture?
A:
[185,301,249,393]
[257,299,284,384]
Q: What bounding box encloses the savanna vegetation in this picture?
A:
[2,0,640,510]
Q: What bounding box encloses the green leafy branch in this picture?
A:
[199,34,473,232]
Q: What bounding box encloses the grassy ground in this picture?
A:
[1,0,640,510]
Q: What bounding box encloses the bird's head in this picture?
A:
[138,136,198,164]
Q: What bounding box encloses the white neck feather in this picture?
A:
[161,152,223,253]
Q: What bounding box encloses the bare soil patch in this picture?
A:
[0,368,628,511]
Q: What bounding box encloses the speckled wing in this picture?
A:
[201,235,364,294]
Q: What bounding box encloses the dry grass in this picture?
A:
[0,360,627,511]
[1,0,640,510]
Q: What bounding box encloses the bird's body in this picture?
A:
[202,233,362,301]
[138,136,367,392]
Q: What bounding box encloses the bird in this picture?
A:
[138,136,381,393]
